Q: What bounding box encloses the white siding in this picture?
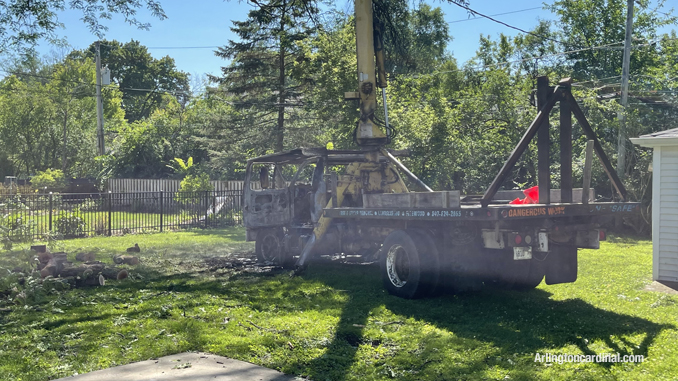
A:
[657,146,678,281]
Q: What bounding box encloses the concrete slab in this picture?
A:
[643,281,678,295]
[53,352,302,381]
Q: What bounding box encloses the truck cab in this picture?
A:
[243,148,331,266]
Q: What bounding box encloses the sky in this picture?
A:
[34,0,677,87]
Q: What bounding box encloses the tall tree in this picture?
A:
[72,40,190,123]
[547,0,675,81]
[209,0,320,153]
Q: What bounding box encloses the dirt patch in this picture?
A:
[201,253,283,275]
[644,281,678,295]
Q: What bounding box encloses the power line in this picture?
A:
[409,40,626,79]
[100,42,219,50]
[147,46,219,50]
[451,3,564,45]
[448,7,543,24]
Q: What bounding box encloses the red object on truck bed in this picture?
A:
[509,186,540,205]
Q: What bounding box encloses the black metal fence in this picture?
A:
[0,190,243,241]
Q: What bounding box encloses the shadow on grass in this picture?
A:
[298,262,671,380]
[22,257,670,381]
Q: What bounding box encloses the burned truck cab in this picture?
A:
[243,148,329,266]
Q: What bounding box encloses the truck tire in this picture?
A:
[255,228,291,267]
[380,229,439,299]
[496,252,544,291]
[511,259,545,290]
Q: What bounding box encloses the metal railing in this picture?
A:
[0,190,243,241]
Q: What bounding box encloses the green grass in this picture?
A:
[0,230,676,381]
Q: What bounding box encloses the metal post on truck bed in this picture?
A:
[560,80,574,203]
[537,76,551,204]
[481,86,562,206]
[569,99,628,201]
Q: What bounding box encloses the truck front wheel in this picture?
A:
[380,229,439,299]
[255,228,292,267]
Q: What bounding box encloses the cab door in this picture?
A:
[243,162,291,228]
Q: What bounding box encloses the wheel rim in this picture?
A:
[260,234,281,262]
[386,244,410,288]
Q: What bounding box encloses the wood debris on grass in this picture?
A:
[33,246,133,287]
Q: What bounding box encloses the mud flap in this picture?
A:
[545,246,577,285]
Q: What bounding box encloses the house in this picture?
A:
[631,128,678,282]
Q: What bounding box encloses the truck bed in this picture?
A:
[323,202,640,222]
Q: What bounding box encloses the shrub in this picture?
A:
[179,173,213,193]
[31,169,66,192]
[54,209,86,237]
[0,214,34,249]
[78,198,102,212]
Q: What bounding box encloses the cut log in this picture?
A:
[31,245,47,253]
[36,251,53,270]
[75,252,96,262]
[113,255,139,265]
[59,262,106,278]
[40,252,71,278]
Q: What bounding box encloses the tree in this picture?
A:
[0,0,165,53]
[0,55,125,178]
[0,76,58,176]
[209,0,320,153]
[72,40,190,123]
[108,96,203,178]
[547,0,675,81]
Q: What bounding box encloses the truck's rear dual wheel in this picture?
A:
[380,229,439,299]
[500,254,545,290]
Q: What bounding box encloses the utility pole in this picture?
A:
[95,41,106,156]
[617,0,634,179]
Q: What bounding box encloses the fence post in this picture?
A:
[108,191,112,236]
[48,192,53,232]
[159,190,164,232]
[205,190,209,228]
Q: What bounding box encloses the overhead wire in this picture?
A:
[447,7,543,24]
[451,3,564,45]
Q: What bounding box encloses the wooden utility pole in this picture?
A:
[618,0,634,179]
[95,41,105,156]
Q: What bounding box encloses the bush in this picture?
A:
[0,214,34,249]
[31,169,66,192]
[54,209,86,238]
[179,173,213,193]
[78,198,102,212]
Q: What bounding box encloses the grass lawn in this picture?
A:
[0,229,676,381]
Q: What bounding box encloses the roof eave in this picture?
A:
[630,137,678,147]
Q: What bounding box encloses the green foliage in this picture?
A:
[0,56,125,179]
[71,39,190,123]
[108,99,204,178]
[208,0,320,153]
[178,173,213,194]
[0,0,165,53]
[0,196,33,248]
[54,209,86,238]
[31,168,66,192]
[168,157,194,176]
